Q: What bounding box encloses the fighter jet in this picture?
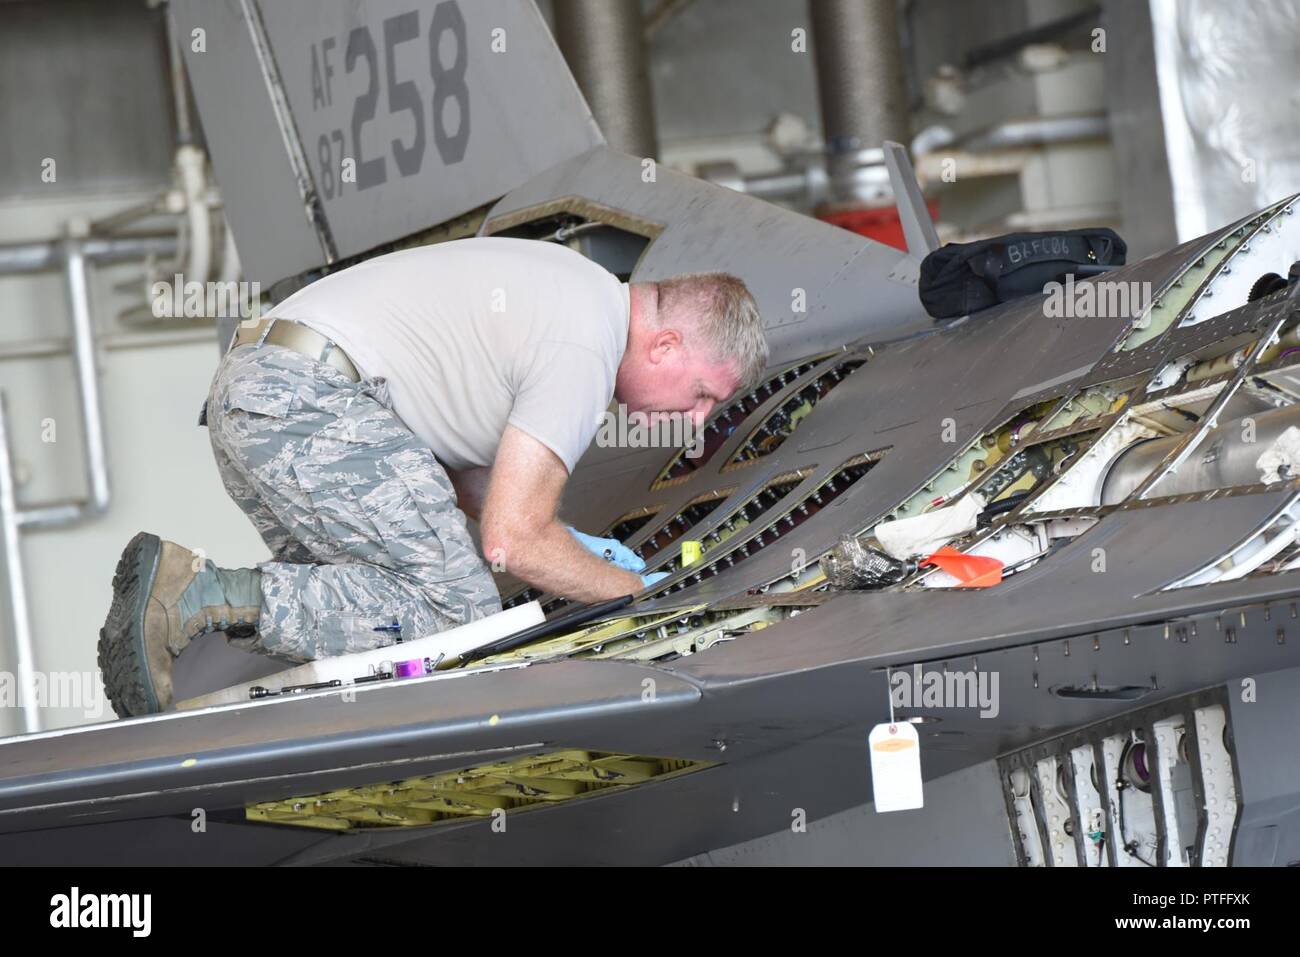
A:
[2,0,1299,867]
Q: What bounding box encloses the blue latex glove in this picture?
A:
[640,571,671,588]
[567,526,646,573]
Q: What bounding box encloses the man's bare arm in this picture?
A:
[447,466,491,521]
[479,425,644,602]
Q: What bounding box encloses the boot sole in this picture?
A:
[98,532,163,717]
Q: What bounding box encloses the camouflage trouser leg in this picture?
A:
[210,440,316,566]
[206,342,501,662]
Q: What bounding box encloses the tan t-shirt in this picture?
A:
[268,237,630,474]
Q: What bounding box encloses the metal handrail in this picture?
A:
[0,234,176,733]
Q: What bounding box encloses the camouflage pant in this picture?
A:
[205,339,501,662]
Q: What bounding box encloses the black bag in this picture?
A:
[918,228,1127,321]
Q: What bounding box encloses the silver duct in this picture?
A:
[1101,405,1300,505]
[553,0,659,158]
[809,0,910,204]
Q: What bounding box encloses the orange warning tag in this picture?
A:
[920,545,1003,588]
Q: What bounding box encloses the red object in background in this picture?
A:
[920,546,1003,588]
[817,200,941,251]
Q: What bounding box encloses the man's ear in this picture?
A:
[648,327,681,365]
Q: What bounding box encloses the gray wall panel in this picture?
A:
[0,0,174,198]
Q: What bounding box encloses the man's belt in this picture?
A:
[233,318,360,382]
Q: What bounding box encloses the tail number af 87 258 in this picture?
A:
[307,1,469,199]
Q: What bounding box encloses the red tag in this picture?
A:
[921,546,1003,588]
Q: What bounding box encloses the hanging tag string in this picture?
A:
[886,665,895,729]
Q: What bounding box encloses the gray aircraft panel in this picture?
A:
[0,815,327,867]
[434,603,1300,866]
[481,146,935,365]
[12,587,1284,867]
[302,618,1298,866]
[673,761,1016,867]
[0,605,1293,865]
[0,661,703,834]
[1229,666,1300,866]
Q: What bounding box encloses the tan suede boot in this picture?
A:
[98,532,261,717]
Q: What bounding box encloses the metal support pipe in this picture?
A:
[696,159,830,208]
[89,195,171,237]
[0,394,40,732]
[809,0,910,204]
[962,114,1109,153]
[65,239,110,517]
[553,0,659,158]
[164,0,195,146]
[0,235,177,276]
[14,242,112,532]
[0,239,123,732]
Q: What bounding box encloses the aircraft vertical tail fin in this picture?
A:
[883,140,940,258]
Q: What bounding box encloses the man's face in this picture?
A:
[615,329,741,429]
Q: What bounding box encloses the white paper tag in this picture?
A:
[869,721,924,812]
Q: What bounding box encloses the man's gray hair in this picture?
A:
[655,272,769,391]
